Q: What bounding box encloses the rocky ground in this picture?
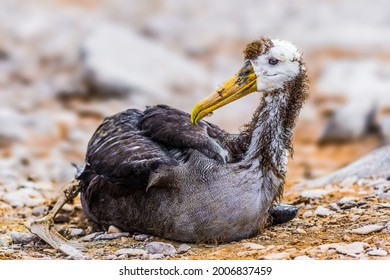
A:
[1,0,390,260]
[1,141,389,260]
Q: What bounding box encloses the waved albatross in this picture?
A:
[27,37,308,255]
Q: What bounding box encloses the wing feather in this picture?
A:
[82,109,177,187]
[140,105,233,162]
[79,105,246,191]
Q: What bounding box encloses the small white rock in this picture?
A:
[115,248,147,256]
[337,196,359,204]
[242,242,265,250]
[177,244,191,254]
[11,232,39,244]
[329,203,340,211]
[367,249,388,256]
[114,254,128,260]
[148,253,165,260]
[336,242,368,257]
[61,204,75,212]
[351,224,385,235]
[94,232,130,240]
[134,234,150,241]
[262,252,290,260]
[59,244,86,260]
[340,176,358,188]
[294,255,313,260]
[107,225,122,234]
[378,203,390,208]
[3,188,45,207]
[79,232,104,242]
[145,242,176,256]
[302,211,313,218]
[319,243,341,253]
[314,206,332,216]
[68,228,85,237]
[300,189,329,199]
[237,251,252,257]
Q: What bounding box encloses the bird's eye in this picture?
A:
[268,57,280,65]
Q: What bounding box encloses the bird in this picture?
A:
[27,37,308,254]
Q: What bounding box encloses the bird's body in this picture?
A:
[78,37,308,243]
[79,105,268,243]
[27,37,308,250]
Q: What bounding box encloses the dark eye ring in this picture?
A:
[268,57,280,65]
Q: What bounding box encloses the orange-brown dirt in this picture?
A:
[1,134,388,260]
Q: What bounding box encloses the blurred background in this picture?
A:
[0,0,390,194]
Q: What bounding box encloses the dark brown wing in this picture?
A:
[139,105,236,163]
[80,109,178,187]
[79,105,246,190]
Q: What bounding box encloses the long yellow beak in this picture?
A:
[191,61,258,124]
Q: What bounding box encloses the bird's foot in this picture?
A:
[25,216,85,259]
[25,180,86,259]
[269,203,298,225]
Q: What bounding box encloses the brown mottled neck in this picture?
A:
[241,69,308,182]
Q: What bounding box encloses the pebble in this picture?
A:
[43,248,57,255]
[95,248,105,255]
[104,254,116,260]
[68,228,85,237]
[2,188,45,207]
[336,242,368,257]
[314,206,332,216]
[378,203,390,208]
[107,225,122,234]
[340,176,358,188]
[278,233,289,239]
[337,196,359,204]
[300,189,329,199]
[351,224,385,235]
[120,237,129,243]
[59,244,86,259]
[337,197,360,209]
[242,242,265,250]
[10,232,40,245]
[318,243,341,253]
[148,254,165,260]
[294,256,313,260]
[296,228,307,234]
[367,249,388,256]
[94,232,130,240]
[145,242,176,256]
[79,232,104,242]
[237,251,252,257]
[342,234,352,242]
[115,248,147,257]
[31,205,48,216]
[302,211,313,218]
[0,237,9,247]
[61,204,75,212]
[329,203,340,211]
[134,234,150,241]
[53,214,70,223]
[178,244,191,254]
[262,252,290,260]
[114,254,128,260]
[367,178,389,187]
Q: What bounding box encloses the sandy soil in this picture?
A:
[1,137,389,260]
